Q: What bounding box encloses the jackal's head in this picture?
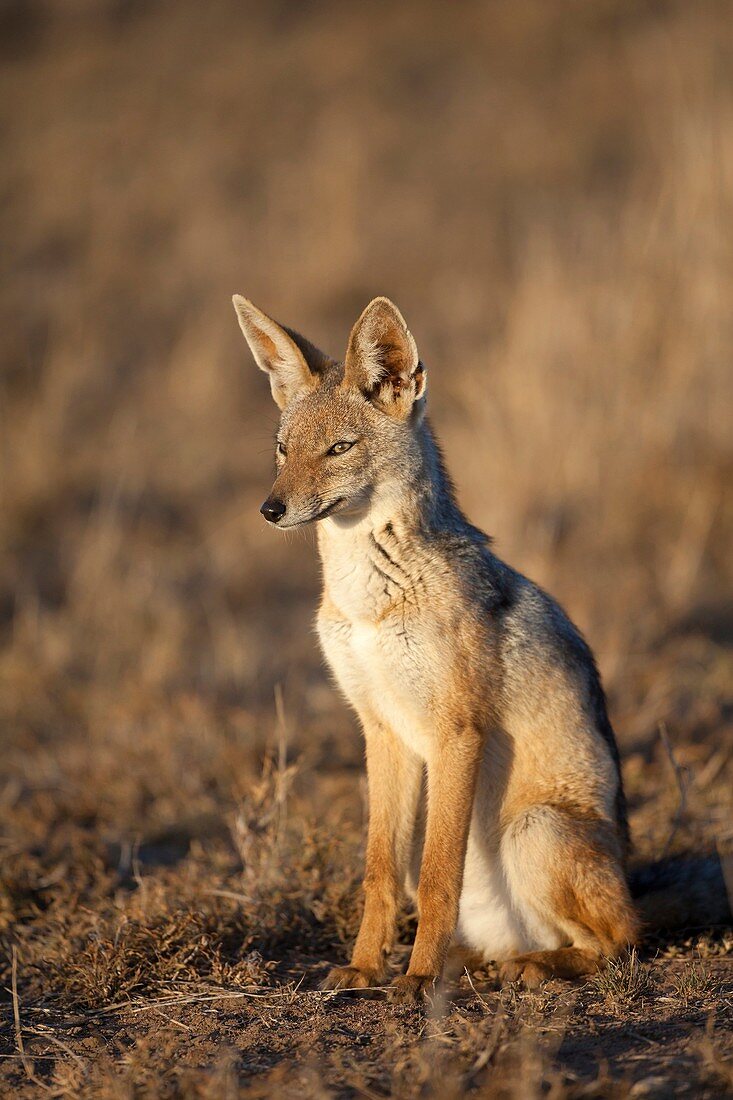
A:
[233,296,427,528]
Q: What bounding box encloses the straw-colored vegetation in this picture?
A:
[1,1,731,1095]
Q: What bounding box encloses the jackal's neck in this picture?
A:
[401,418,467,532]
[317,418,476,555]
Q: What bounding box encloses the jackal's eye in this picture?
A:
[327,440,354,456]
[276,441,287,458]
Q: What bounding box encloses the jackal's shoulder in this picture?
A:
[441,533,578,648]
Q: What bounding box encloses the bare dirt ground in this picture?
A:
[1,1,732,1095]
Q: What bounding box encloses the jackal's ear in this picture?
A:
[344,297,426,419]
[232,295,331,409]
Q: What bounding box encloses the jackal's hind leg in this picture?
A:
[499,804,638,988]
[499,947,602,988]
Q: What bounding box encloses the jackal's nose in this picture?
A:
[260,498,286,524]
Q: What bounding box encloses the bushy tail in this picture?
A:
[628,852,732,932]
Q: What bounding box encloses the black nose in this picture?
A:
[260,498,286,523]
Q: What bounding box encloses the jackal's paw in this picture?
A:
[321,965,379,992]
[499,956,550,989]
[389,974,437,1004]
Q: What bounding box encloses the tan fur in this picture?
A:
[326,718,424,990]
[234,294,640,1002]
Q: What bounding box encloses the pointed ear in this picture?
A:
[343,297,426,419]
[232,295,331,409]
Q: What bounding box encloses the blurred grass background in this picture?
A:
[0,3,732,1092]
[1,0,731,849]
[0,2,726,1091]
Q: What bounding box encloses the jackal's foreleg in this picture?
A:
[322,721,423,991]
[391,724,482,1003]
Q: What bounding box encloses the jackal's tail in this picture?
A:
[628,851,732,932]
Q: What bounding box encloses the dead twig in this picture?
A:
[79,982,387,1020]
[26,1030,87,1073]
[464,967,493,1015]
[11,947,52,1092]
[151,1008,193,1032]
[658,723,690,859]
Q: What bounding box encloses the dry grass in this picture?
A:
[1,0,732,1095]
[588,949,652,1008]
[669,960,717,1007]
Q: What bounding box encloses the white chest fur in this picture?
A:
[316,516,437,758]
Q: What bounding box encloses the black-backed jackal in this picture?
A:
[233,294,731,1003]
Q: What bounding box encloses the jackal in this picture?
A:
[233,294,731,1003]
